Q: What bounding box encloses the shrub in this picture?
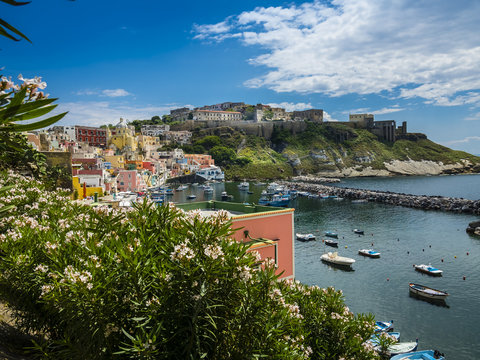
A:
[0,171,379,359]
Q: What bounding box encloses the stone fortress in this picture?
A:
[170,102,407,142]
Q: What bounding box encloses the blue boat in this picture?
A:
[369,332,401,345]
[390,349,444,360]
[375,320,394,332]
[414,264,443,276]
[358,249,381,258]
[258,193,290,207]
[324,231,338,238]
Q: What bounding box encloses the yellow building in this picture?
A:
[72,176,103,200]
[107,118,137,152]
[104,155,125,169]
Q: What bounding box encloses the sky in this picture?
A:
[2,0,480,154]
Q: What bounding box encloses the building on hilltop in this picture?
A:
[349,114,374,129]
[192,109,243,122]
[141,124,170,137]
[106,118,137,152]
[177,201,295,280]
[292,109,323,122]
[348,113,400,142]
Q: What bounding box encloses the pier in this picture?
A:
[284,180,480,215]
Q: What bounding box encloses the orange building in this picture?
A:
[184,154,215,168]
[177,201,294,280]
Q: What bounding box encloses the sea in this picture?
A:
[171,174,480,360]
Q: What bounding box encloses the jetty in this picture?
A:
[284,180,480,215]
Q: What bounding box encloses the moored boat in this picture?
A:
[324,239,338,247]
[369,332,401,345]
[321,252,355,267]
[296,233,316,242]
[414,264,443,276]
[221,191,232,201]
[409,283,448,300]
[186,194,196,200]
[358,249,381,258]
[353,229,364,235]
[238,181,249,191]
[385,340,419,356]
[375,321,394,332]
[203,185,214,193]
[390,349,445,360]
[324,231,338,238]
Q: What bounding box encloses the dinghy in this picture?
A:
[358,249,381,258]
[390,349,445,360]
[414,264,443,276]
[321,252,355,267]
[409,283,448,300]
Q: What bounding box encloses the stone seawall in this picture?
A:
[283,180,480,215]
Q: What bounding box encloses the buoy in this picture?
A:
[454,255,457,259]
[345,245,348,249]
[371,243,374,246]
[441,258,444,262]
[387,278,390,281]
[412,264,415,267]
[397,238,399,241]
[422,249,424,252]
[429,245,431,248]
[467,252,469,255]
[463,276,466,280]
[407,251,410,254]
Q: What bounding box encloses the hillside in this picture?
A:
[176,122,480,180]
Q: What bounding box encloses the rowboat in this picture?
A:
[358,249,380,258]
[375,321,394,332]
[324,239,338,247]
[369,332,401,345]
[186,194,196,200]
[386,340,419,356]
[296,233,316,242]
[409,283,448,300]
[353,229,364,235]
[414,264,443,276]
[321,252,355,267]
[390,350,445,360]
[324,231,338,238]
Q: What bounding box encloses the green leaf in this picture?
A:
[0,185,14,194]
[121,328,135,342]
[8,86,27,108]
[1,112,67,132]
[10,104,58,121]
[0,26,19,41]
[0,98,57,121]
[0,18,31,43]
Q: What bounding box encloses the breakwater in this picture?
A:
[284,180,480,215]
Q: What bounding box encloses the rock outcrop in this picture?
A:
[466,220,480,236]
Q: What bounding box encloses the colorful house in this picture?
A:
[177,201,295,280]
[116,170,147,193]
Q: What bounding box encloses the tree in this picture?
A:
[195,135,221,151]
[209,145,237,166]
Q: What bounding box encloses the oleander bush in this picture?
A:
[0,171,379,359]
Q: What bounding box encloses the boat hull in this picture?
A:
[359,249,380,258]
[321,253,355,267]
[414,265,443,276]
[324,232,338,238]
[324,240,338,247]
[390,350,444,360]
[409,283,448,300]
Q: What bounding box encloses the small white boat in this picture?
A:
[390,350,445,360]
[324,239,338,247]
[296,233,316,242]
[203,185,214,193]
[187,194,196,200]
[358,249,381,258]
[238,181,249,191]
[353,229,364,235]
[414,264,443,276]
[321,252,355,267]
[176,185,188,191]
[409,283,448,300]
[383,340,419,356]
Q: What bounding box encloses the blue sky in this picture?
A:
[2,0,480,154]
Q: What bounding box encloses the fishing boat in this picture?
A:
[186,194,196,200]
[296,233,316,242]
[369,332,401,345]
[324,231,338,238]
[353,229,364,235]
[324,239,338,247]
[358,249,381,258]
[238,181,249,191]
[203,185,214,193]
[390,349,445,360]
[385,340,419,357]
[258,193,290,207]
[375,321,394,332]
[414,264,443,276]
[409,283,448,300]
[221,191,232,201]
[321,252,355,267]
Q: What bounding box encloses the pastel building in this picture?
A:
[177,201,295,280]
[107,118,137,152]
[184,154,215,168]
[116,170,147,192]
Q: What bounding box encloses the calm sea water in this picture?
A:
[172,176,480,359]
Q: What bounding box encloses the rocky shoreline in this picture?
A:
[283,180,480,215]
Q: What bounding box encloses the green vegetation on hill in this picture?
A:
[185,122,480,179]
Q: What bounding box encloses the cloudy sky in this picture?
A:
[2,0,480,153]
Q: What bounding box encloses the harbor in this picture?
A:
[162,175,480,360]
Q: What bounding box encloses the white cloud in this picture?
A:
[51,101,179,127]
[102,89,131,97]
[194,0,480,106]
[465,112,480,121]
[444,136,480,145]
[266,101,312,112]
[323,111,338,122]
[371,106,405,115]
